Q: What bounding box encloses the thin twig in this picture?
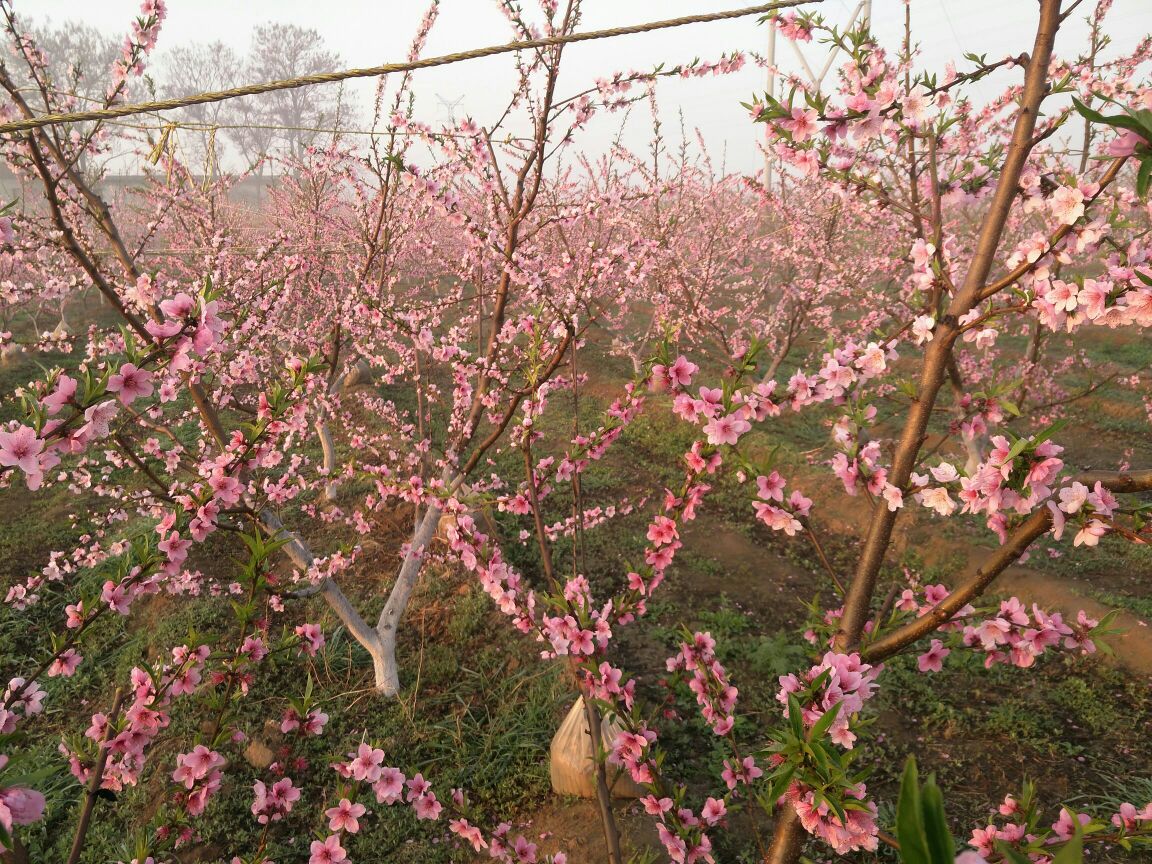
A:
[66,688,126,864]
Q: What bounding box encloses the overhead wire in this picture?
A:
[0,1,815,136]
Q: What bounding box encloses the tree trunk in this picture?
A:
[764,808,805,864]
[374,503,442,695]
[314,416,339,502]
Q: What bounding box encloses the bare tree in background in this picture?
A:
[158,41,243,175]
[25,19,120,104]
[14,17,355,178]
[19,20,120,179]
[235,22,356,166]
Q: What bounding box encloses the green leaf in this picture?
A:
[1032,418,1070,448]
[787,692,805,739]
[815,786,847,825]
[896,758,931,864]
[238,531,262,558]
[921,779,955,864]
[1136,157,1152,200]
[1071,96,1107,126]
[1006,435,1030,463]
[1096,608,1123,630]
[997,842,1034,864]
[1051,811,1085,864]
[807,738,832,773]
[768,764,796,803]
[809,668,833,692]
[1133,108,1152,138]
[1073,96,1151,136]
[2,763,60,790]
[808,701,842,743]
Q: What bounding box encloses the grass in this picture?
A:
[15,569,569,864]
[1034,533,1152,585]
[1083,590,1152,620]
[4,311,1152,862]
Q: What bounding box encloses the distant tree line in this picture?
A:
[23,18,356,175]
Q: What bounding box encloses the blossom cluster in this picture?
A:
[777,651,880,751]
[665,631,738,736]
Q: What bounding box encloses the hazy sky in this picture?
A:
[24,1,1152,175]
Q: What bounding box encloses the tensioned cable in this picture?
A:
[0,1,815,136]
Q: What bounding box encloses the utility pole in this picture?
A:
[764,24,777,193]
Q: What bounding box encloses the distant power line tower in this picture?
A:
[763,0,873,192]
[436,93,465,124]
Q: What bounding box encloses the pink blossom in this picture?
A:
[295,623,325,656]
[789,489,813,517]
[970,825,998,856]
[373,766,405,803]
[348,743,385,782]
[642,795,674,815]
[917,487,957,516]
[901,85,933,127]
[754,502,802,536]
[412,792,442,820]
[789,780,879,853]
[1087,481,1118,517]
[301,709,328,735]
[701,797,727,825]
[325,797,366,833]
[101,581,132,615]
[912,315,935,344]
[42,375,77,415]
[1073,519,1108,547]
[81,401,119,440]
[720,755,763,790]
[160,292,196,318]
[668,355,699,387]
[1111,801,1152,830]
[47,649,82,678]
[646,515,678,546]
[172,745,224,789]
[107,363,154,405]
[910,239,936,271]
[756,471,786,502]
[1051,186,1085,226]
[251,777,300,824]
[1106,130,1148,158]
[1051,808,1090,840]
[0,780,46,837]
[917,639,950,673]
[702,412,750,446]
[0,426,45,490]
[450,817,488,851]
[882,484,904,511]
[308,835,347,864]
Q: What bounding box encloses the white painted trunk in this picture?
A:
[962,433,987,477]
[373,504,442,695]
[264,453,451,697]
[314,417,339,502]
